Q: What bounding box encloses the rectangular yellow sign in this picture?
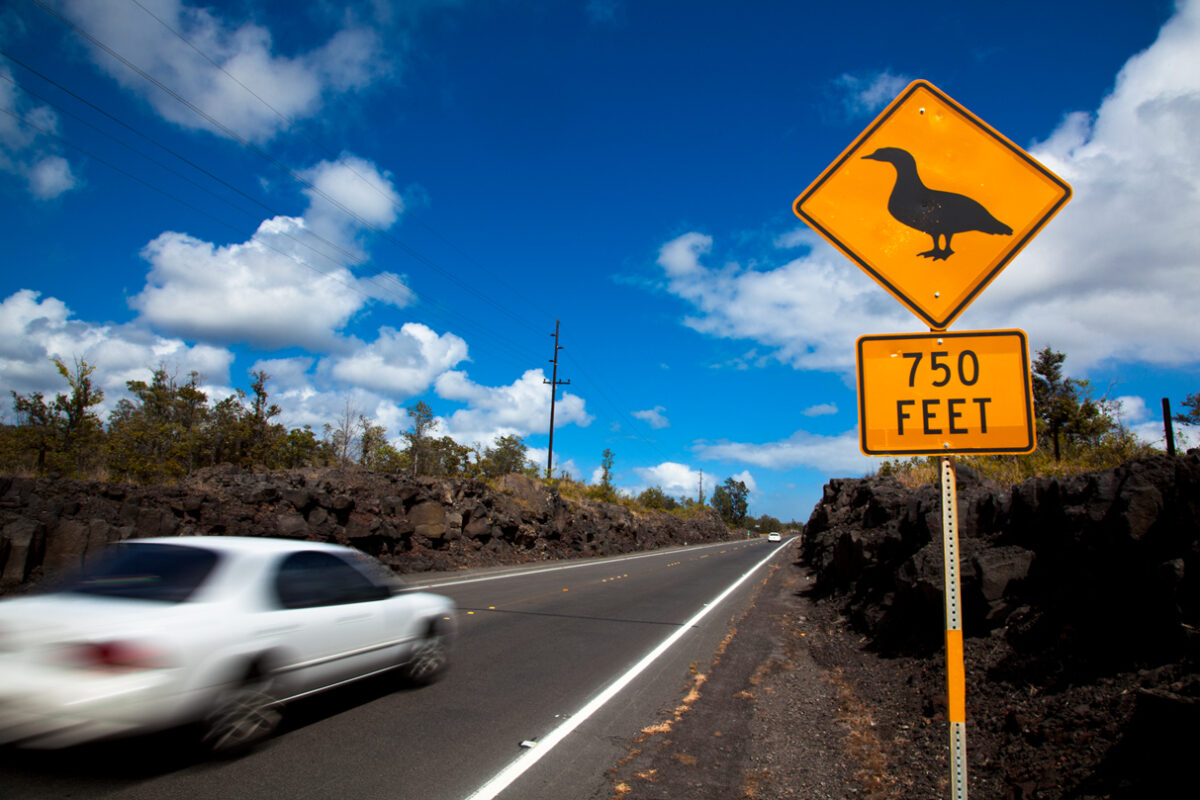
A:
[856,329,1035,456]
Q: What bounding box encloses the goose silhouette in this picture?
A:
[861,147,1012,261]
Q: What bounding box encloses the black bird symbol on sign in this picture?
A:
[861,147,1012,261]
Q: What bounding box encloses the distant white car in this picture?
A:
[0,536,454,753]
[767,532,782,542]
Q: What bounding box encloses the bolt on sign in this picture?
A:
[856,330,1035,456]
[793,80,1071,330]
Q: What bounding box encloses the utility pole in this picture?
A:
[698,470,704,505]
[544,319,570,478]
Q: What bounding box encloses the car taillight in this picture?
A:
[68,641,171,671]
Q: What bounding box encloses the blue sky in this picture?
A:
[1,0,1197,522]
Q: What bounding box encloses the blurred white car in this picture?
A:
[0,536,454,753]
[768,532,782,542]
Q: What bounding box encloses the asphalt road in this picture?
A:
[0,537,791,800]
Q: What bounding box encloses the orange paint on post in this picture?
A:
[945,629,966,723]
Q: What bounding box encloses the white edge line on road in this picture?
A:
[410,539,762,590]
[461,540,793,800]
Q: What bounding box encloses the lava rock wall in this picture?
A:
[801,454,1200,678]
[0,466,732,593]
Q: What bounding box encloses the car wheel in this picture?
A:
[201,680,282,755]
[399,625,449,686]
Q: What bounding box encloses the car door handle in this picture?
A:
[255,625,300,637]
[337,613,371,623]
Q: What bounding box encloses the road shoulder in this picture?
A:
[595,553,861,799]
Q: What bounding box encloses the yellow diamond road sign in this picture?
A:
[794,80,1072,330]
[856,329,1035,456]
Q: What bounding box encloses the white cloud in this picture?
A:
[26,155,77,199]
[657,232,711,277]
[1113,395,1149,424]
[803,403,838,417]
[61,0,387,143]
[323,323,468,395]
[248,356,317,394]
[0,66,80,199]
[632,405,669,429]
[833,70,912,117]
[435,368,593,447]
[272,384,412,444]
[964,0,1200,369]
[632,462,702,496]
[657,230,911,372]
[657,0,1200,377]
[131,156,410,350]
[0,289,233,416]
[300,156,403,250]
[695,429,874,476]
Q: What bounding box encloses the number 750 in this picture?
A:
[902,351,980,388]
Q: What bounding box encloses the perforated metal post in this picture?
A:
[940,455,968,799]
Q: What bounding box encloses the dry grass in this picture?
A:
[877,442,1157,491]
[740,768,769,798]
[825,666,901,799]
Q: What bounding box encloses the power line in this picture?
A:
[0,48,546,370]
[26,0,540,339]
[0,105,399,309]
[120,0,545,338]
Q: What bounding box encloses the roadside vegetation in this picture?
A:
[878,346,1194,487]
[19,349,1162,524]
[0,359,802,530]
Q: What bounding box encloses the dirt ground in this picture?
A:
[597,550,1196,800]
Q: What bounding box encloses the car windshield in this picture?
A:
[57,543,220,603]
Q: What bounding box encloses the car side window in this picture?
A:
[273,551,388,609]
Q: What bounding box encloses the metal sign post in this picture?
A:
[940,456,968,799]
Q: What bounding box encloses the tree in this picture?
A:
[751,513,783,533]
[600,448,614,490]
[7,358,106,476]
[637,486,679,511]
[480,434,529,479]
[206,392,245,466]
[107,367,209,482]
[244,371,285,466]
[711,478,749,525]
[593,448,615,501]
[1031,347,1114,461]
[281,426,324,468]
[403,401,436,475]
[359,416,389,470]
[51,358,106,474]
[327,400,362,467]
[426,436,474,477]
[9,390,56,475]
[1175,393,1200,426]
